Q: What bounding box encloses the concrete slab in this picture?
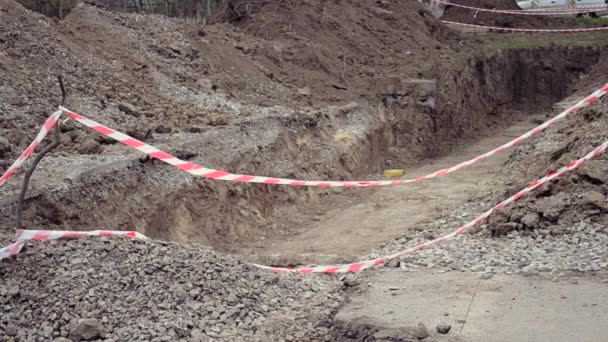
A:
[337,270,608,342]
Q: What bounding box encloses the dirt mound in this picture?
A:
[0,237,344,341]
[212,0,462,100]
[488,100,608,237]
[0,0,465,161]
[441,0,582,29]
[0,0,462,247]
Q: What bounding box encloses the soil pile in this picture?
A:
[488,98,608,237]
[211,0,461,99]
[0,0,464,163]
[0,0,470,247]
[0,237,344,341]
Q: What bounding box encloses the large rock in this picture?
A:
[436,323,451,334]
[69,319,104,341]
[76,138,104,155]
[415,322,430,339]
[534,193,569,221]
[520,212,540,228]
[4,323,18,337]
[577,160,607,184]
[581,190,607,211]
[118,102,140,117]
[488,207,512,226]
[492,222,518,236]
[0,136,11,158]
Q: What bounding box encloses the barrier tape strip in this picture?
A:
[0,86,606,265]
[0,240,25,261]
[1,85,605,190]
[56,83,607,188]
[3,139,607,271]
[442,20,608,32]
[14,229,148,241]
[0,110,63,186]
[256,138,608,273]
[0,231,143,262]
[432,0,608,15]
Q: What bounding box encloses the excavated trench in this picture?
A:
[1,45,604,254]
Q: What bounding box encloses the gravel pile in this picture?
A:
[382,218,608,275]
[371,99,608,277]
[0,237,344,341]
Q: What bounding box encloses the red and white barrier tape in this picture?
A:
[3,138,607,271]
[0,110,63,186]
[442,20,608,32]
[257,138,608,273]
[433,0,607,15]
[0,230,143,262]
[14,229,147,241]
[1,85,605,190]
[0,240,25,261]
[56,83,607,187]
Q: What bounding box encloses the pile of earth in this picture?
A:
[440,0,585,29]
[0,237,344,341]
[0,0,465,164]
[487,97,608,237]
[0,0,473,248]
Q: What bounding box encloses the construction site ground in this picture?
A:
[254,112,546,260]
[1,0,608,341]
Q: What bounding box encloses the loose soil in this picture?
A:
[254,112,546,263]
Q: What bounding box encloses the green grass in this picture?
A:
[576,16,608,26]
[488,41,547,50]
[486,39,608,51]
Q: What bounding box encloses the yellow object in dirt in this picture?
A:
[383,169,405,178]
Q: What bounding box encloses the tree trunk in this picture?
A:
[204,0,211,25]
[195,0,203,23]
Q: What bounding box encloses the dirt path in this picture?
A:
[263,113,545,260]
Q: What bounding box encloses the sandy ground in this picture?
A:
[260,112,545,260]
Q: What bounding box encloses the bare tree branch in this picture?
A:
[16,76,66,229]
[15,134,60,229]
